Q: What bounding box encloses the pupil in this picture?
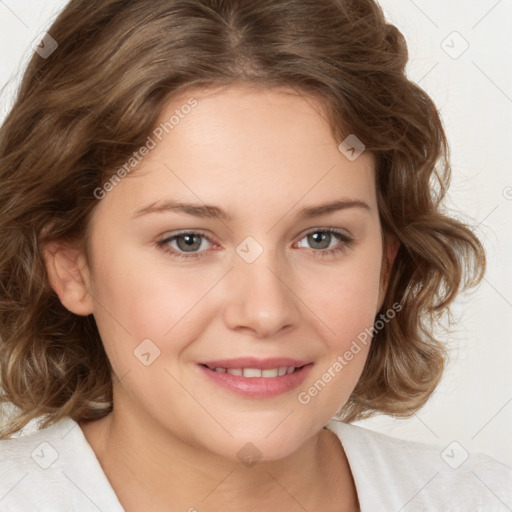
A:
[178,234,201,252]
[309,232,330,249]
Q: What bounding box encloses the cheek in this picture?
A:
[301,240,382,403]
[87,242,218,368]
[307,241,383,344]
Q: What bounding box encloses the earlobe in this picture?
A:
[42,242,94,316]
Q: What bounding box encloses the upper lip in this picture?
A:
[198,357,311,370]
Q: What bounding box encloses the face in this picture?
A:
[61,84,395,462]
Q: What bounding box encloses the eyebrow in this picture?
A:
[132,198,370,221]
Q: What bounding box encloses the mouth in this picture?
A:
[199,363,307,378]
[197,358,313,398]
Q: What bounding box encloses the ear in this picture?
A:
[377,232,400,311]
[42,241,94,316]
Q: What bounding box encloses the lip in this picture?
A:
[198,357,310,370]
[197,358,314,398]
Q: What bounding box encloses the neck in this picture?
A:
[80,408,358,512]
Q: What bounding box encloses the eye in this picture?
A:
[156,228,353,261]
[156,231,214,260]
[295,228,353,257]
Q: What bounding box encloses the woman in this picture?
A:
[0,1,509,510]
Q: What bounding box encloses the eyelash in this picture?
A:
[156,228,353,261]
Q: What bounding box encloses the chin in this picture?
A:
[194,426,315,465]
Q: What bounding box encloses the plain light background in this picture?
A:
[0,0,511,468]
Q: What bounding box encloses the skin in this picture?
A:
[43,84,399,512]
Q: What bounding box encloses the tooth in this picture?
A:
[222,367,300,378]
[243,368,262,378]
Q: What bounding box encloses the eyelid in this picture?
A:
[300,226,352,239]
[158,229,215,243]
[156,229,222,263]
[156,227,354,259]
[294,227,353,253]
[157,226,351,243]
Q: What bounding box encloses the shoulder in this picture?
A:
[0,416,123,511]
[325,419,512,512]
[0,417,73,510]
[0,416,70,476]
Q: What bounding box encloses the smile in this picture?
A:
[202,365,304,377]
[197,360,314,398]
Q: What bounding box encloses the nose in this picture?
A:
[222,248,301,338]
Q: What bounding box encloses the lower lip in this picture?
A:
[198,364,314,398]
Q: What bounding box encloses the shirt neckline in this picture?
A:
[324,419,376,511]
[50,416,126,511]
[55,416,367,511]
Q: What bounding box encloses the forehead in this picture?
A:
[156,83,340,155]
[94,84,377,222]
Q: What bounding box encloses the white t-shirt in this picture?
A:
[0,416,510,511]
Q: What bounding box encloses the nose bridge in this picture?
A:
[223,236,300,336]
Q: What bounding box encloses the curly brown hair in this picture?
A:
[0,0,485,439]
